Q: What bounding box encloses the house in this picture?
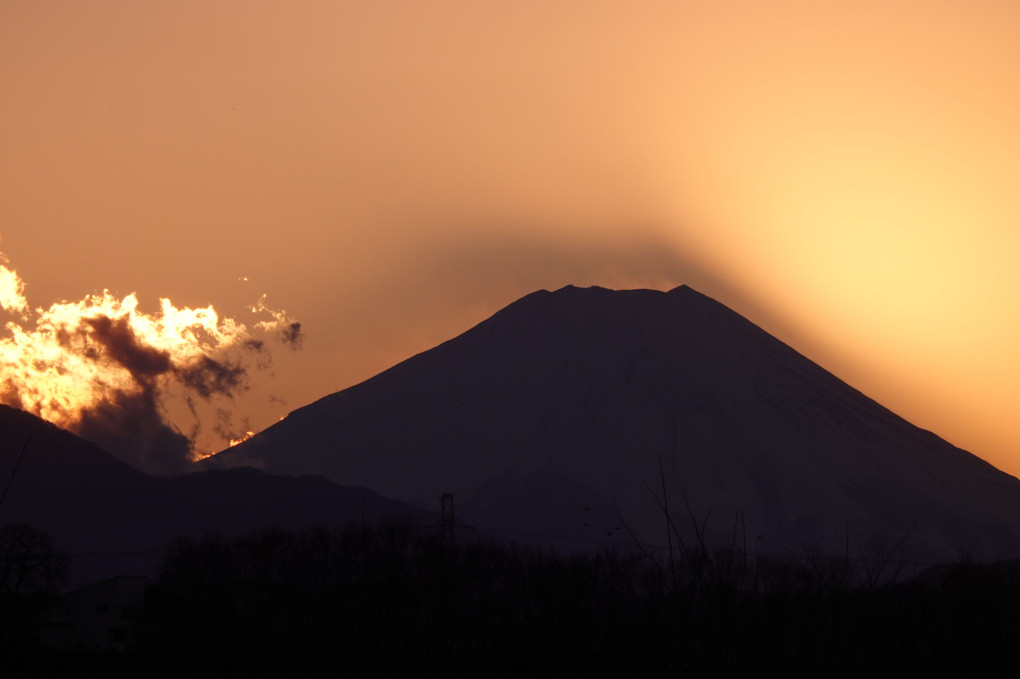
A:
[40,575,150,652]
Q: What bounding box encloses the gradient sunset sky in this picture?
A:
[2,2,1019,474]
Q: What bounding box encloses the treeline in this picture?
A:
[141,519,1020,672]
[5,518,1020,672]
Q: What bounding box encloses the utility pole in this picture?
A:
[439,493,455,546]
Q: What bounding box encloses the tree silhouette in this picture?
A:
[0,523,69,600]
[0,523,69,652]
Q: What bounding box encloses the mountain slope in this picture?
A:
[211,285,1020,564]
[0,404,431,585]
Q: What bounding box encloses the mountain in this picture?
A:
[0,404,432,586]
[208,285,1020,565]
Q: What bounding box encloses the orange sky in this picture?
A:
[2,2,1019,474]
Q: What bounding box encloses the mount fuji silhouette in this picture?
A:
[210,285,1020,565]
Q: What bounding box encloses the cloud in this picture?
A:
[278,322,302,350]
[176,355,247,400]
[85,315,174,380]
[0,246,301,474]
[0,265,27,315]
[0,245,27,314]
[74,383,193,475]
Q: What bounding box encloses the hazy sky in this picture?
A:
[3,2,1019,474]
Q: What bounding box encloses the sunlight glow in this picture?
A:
[229,431,256,447]
[0,249,297,461]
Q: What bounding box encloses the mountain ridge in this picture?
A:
[207,284,1020,564]
[0,404,433,585]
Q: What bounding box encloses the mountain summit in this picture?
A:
[211,285,1020,563]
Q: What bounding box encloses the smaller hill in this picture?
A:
[0,405,432,586]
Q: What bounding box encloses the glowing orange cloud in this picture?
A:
[229,431,256,447]
[0,244,299,473]
[0,251,27,315]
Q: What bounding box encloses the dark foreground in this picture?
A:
[3,519,1019,675]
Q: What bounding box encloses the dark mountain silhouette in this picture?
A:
[0,404,431,586]
[209,285,1020,565]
